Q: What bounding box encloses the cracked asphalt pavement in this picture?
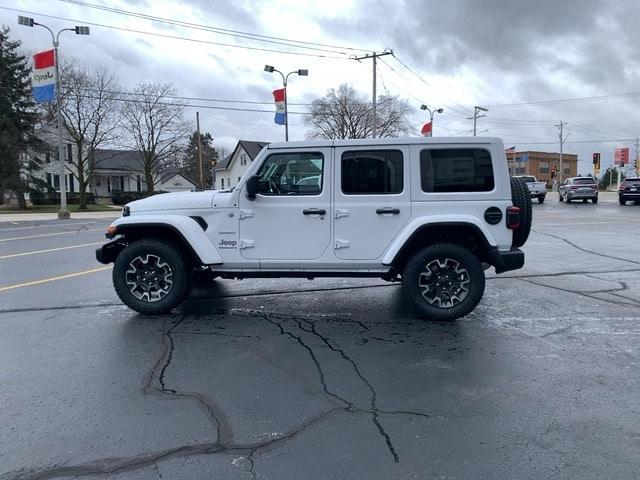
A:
[1,194,639,479]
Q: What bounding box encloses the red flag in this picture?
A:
[421,122,432,137]
[33,49,55,68]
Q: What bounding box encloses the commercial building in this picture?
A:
[507,151,578,186]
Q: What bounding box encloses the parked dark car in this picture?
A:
[619,177,640,205]
[558,177,598,203]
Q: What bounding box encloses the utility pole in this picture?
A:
[635,137,639,175]
[196,111,203,190]
[472,106,488,136]
[556,121,569,184]
[352,49,393,138]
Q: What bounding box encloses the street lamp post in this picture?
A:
[420,104,444,137]
[264,65,308,142]
[18,16,89,219]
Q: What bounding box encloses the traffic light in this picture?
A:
[593,152,601,175]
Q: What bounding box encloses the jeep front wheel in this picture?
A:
[113,239,192,314]
[402,243,485,321]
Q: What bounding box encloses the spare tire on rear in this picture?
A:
[510,176,532,248]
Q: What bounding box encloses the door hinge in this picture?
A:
[334,239,350,249]
[335,209,350,219]
[239,239,255,249]
[239,209,254,220]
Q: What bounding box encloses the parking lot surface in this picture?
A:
[1,193,639,479]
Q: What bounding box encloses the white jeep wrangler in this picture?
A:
[97,137,531,321]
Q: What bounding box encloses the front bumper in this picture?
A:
[96,239,126,264]
[488,247,524,274]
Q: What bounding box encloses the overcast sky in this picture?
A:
[2,0,640,174]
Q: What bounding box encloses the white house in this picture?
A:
[29,124,82,195]
[213,140,269,190]
[91,149,195,200]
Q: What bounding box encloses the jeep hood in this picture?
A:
[127,191,216,212]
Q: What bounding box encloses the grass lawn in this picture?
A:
[0,204,120,213]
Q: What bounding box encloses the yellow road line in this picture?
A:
[0,228,104,242]
[0,266,113,292]
[0,242,104,260]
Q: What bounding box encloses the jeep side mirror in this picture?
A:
[246,175,259,200]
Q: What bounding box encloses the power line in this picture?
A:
[55,0,368,55]
[71,93,312,114]
[485,91,640,107]
[0,6,347,59]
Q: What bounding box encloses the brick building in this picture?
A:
[507,151,578,186]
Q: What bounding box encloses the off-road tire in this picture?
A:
[592,197,598,204]
[538,196,545,204]
[510,177,532,248]
[113,239,192,314]
[559,194,564,202]
[402,243,485,321]
[620,198,626,205]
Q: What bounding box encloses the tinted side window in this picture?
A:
[341,150,403,195]
[420,148,494,192]
[255,152,324,195]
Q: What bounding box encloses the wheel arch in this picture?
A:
[108,215,223,266]
[385,222,494,272]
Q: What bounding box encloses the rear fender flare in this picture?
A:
[382,216,497,266]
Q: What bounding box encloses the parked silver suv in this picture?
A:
[559,177,598,203]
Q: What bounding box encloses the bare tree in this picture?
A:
[305,83,411,139]
[60,62,121,209]
[122,82,190,192]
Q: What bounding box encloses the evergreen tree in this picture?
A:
[183,131,217,189]
[0,26,42,207]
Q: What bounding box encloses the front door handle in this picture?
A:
[303,208,326,216]
[376,207,400,215]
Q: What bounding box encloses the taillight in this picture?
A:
[619,182,626,191]
[506,206,520,229]
[570,186,579,190]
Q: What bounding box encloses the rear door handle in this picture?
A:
[376,208,400,215]
[303,208,326,216]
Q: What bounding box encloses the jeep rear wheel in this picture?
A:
[402,243,485,321]
[510,177,532,248]
[113,239,191,314]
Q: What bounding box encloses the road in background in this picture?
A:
[1,194,639,479]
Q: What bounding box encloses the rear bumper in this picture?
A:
[620,192,640,199]
[488,247,524,274]
[567,191,597,199]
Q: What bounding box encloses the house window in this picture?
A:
[67,144,73,162]
[136,175,141,192]
[241,153,247,166]
[53,174,60,190]
[69,175,74,192]
[45,152,51,164]
[221,178,225,189]
[540,162,549,174]
[46,173,52,186]
[96,177,101,187]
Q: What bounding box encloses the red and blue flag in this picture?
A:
[32,49,56,103]
[273,88,286,125]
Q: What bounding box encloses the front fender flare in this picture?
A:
[110,215,223,265]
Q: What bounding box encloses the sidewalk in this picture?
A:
[0,211,120,222]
